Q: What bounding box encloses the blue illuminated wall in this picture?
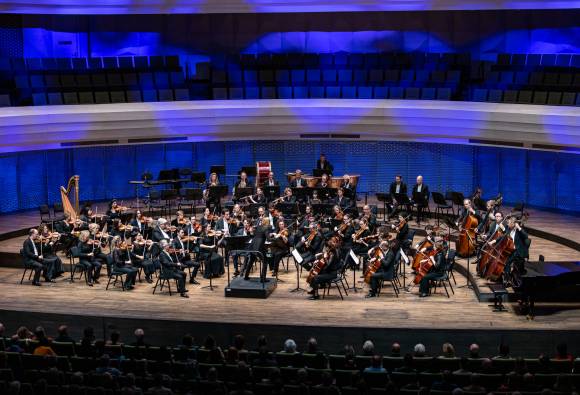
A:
[2,10,578,62]
[0,141,578,214]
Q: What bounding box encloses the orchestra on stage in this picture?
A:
[22,153,530,301]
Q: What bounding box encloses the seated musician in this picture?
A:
[215,210,236,237]
[483,212,504,241]
[333,188,351,210]
[22,229,52,286]
[55,213,76,252]
[131,233,156,283]
[308,190,322,205]
[243,217,270,281]
[199,223,225,279]
[496,217,529,281]
[201,208,215,228]
[282,187,296,203]
[307,239,341,300]
[106,199,126,232]
[362,205,378,233]
[172,228,201,285]
[267,219,290,277]
[341,174,354,192]
[332,205,344,221]
[152,218,172,242]
[388,175,408,218]
[158,240,189,298]
[77,230,103,286]
[391,214,410,247]
[232,204,246,222]
[418,240,448,297]
[319,173,330,188]
[476,200,498,235]
[143,216,155,240]
[111,236,138,290]
[171,210,189,229]
[366,240,399,298]
[316,153,334,175]
[297,222,324,270]
[265,171,278,187]
[294,206,314,244]
[38,224,64,278]
[352,219,372,261]
[411,175,430,225]
[130,210,146,237]
[88,223,113,276]
[249,187,267,205]
[78,207,93,229]
[290,169,306,188]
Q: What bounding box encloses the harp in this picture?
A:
[60,175,80,221]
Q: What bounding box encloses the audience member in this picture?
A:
[54,325,74,343]
[364,355,386,373]
[413,343,427,357]
[390,342,401,357]
[362,340,375,356]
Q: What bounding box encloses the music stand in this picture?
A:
[395,193,412,215]
[191,172,206,186]
[312,203,334,217]
[291,187,309,203]
[263,186,280,202]
[158,169,178,181]
[210,165,226,176]
[234,187,254,201]
[160,189,178,219]
[225,238,251,285]
[376,193,391,221]
[241,166,257,177]
[180,188,203,215]
[209,185,228,212]
[277,202,299,217]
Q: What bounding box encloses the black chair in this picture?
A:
[450,191,465,214]
[69,246,89,284]
[19,249,35,284]
[39,205,51,223]
[146,189,165,216]
[152,265,178,296]
[432,192,453,225]
[106,265,128,291]
[178,188,203,215]
[321,260,349,300]
[53,202,65,221]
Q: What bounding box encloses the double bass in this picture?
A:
[457,211,479,258]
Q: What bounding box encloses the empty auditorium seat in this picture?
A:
[102,57,118,69]
[488,89,503,102]
[373,86,388,99]
[277,86,293,99]
[78,92,95,104]
[261,87,276,99]
[63,92,79,105]
[245,87,260,99]
[47,92,63,105]
[503,90,518,103]
[142,89,158,102]
[293,87,308,98]
[473,89,488,102]
[126,90,143,102]
[149,56,165,70]
[342,86,356,98]
[326,86,340,98]
[229,87,244,99]
[404,87,420,99]
[389,86,404,99]
[561,92,576,106]
[421,88,436,100]
[118,57,133,70]
[32,93,47,106]
[110,91,126,103]
[275,70,290,84]
[0,94,11,107]
[309,86,325,98]
[158,89,174,101]
[173,88,190,101]
[154,72,171,88]
[357,86,372,99]
[437,88,452,100]
[94,91,111,104]
[532,91,547,105]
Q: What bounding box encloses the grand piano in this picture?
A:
[512,260,580,317]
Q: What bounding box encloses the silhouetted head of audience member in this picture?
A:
[306,337,318,354]
[234,334,246,351]
[391,342,401,356]
[469,343,480,358]
[414,343,426,357]
[362,340,374,356]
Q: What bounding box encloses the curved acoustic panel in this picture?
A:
[1,0,579,14]
[0,99,578,154]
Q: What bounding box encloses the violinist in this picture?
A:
[232,204,246,222]
[131,233,156,283]
[243,217,270,281]
[411,175,430,225]
[392,215,410,246]
[333,188,351,210]
[158,240,189,298]
[307,239,340,300]
[152,218,172,243]
[78,207,93,229]
[389,175,407,218]
[172,228,200,285]
[171,210,189,229]
[22,229,51,286]
[184,216,202,239]
[336,214,355,255]
[201,208,215,228]
[215,210,234,241]
[106,199,125,231]
[418,240,448,297]
[55,212,76,254]
[88,223,113,276]
[332,205,344,221]
[111,236,138,290]
[199,223,225,279]
[267,219,290,276]
[362,205,378,233]
[296,222,324,270]
[77,230,102,286]
[290,169,306,188]
[366,240,398,298]
[130,210,146,237]
[38,224,64,278]
[282,187,296,203]
[143,217,155,240]
[352,219,372,257]
[265,171,278,187]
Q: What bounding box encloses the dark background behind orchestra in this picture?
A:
[0,139,578,214]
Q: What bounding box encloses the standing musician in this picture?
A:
[333,188,352,210]
[290,169,306,188]
[131,234,156,283]
[38,224,64,278]
[366,240,399,298]
[267,219,290,277]
[307,238,341,300]
[389,175,408,218]
[199,223,225,279]
[22,229,52,286]
[418,240,448,297]
[296,222,324,270]
[281,187,296,203]
[158,240,189,298]
[152,218,172,242]
[172,228,201,285]
[111,236,138,290]
[411,175,430,225]
[77,230,103,286]
[316,153,334,175]
[204,172,221,209]
[242,217,270,281]
[233,171,250,195]
[264,171,278,187]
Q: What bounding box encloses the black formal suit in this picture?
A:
[172,237,200,282]
[112,248,138,287]
[130,243,155,280]
[298,232,324,270]
[497,227,530,275]
[77,241,102,283]
[158,249,187,293]
[199,235,224,278]
[316,159,334,174]
[412,183,430,222]
[282,195,296,203]
[38,238,62,278]
[267,230,289,274]
[215,218,235,236]
[290,178,306,188]
[389,181,408,197]
[369,249,396,295]
[333,196,351,210]
[130,218,145,235]
[485,220,503,240]
[243,225,268,280]
[152,226,171,243]
[252,194,266,204]
[23,238,49,284]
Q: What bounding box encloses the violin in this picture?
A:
[335,209,344,221]
[207,230,223,237]
[304,228,318,248]
[353,223,368,241]
[40,232,60,243]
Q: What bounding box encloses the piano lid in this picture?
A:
[523,261,580,277]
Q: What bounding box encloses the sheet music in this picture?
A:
[292,248,303,264]
[349,249,359,265]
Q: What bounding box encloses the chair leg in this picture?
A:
[447,278,455,294]
[106,275,112,290]
[442,281,450,298]
[392,281,399,297]
[20,268,28,284]
[152,277,161,294]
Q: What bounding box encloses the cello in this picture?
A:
[457,209,479,258]
[412,244,443,284]
[485,215,528,282]
[364,245,385,284]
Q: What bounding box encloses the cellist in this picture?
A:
[365,240,398,298]
[306,238,341,300]
[494,216,530,282]
[418,240,448,298]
